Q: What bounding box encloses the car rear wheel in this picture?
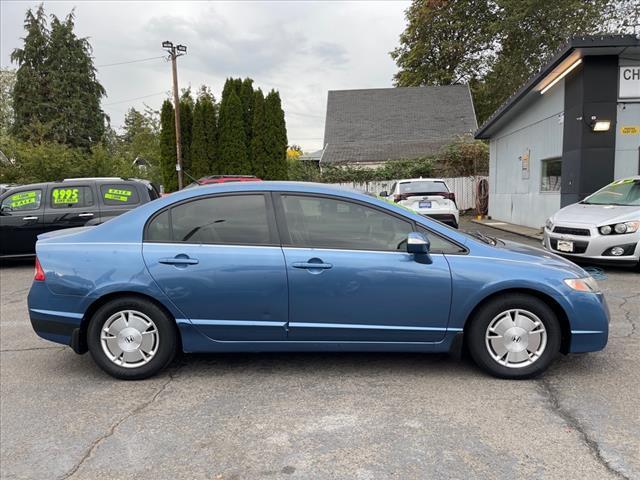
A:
[467,294,561,379]
[87,296,177,380]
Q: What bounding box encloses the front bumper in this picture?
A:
[543,225,639,266]
[566,291,610,353]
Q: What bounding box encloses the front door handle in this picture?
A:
[78,213,94,218]
[22,216,39,221]
[292,261,333,270]
[159,256,199,265]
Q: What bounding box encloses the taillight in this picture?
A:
[34,257,45,281]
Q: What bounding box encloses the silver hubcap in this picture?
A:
[485,309,547,369]
[101,310,159,368]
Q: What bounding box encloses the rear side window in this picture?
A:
[50,186,94,209]
[1,189,42,212]
[145,194,273,245]
[100,184,140,206]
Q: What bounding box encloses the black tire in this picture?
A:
[87,296,177,380]
[467,294,561,379]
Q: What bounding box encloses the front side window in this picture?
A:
[541,158,562,192]
[281,195,412,251]
[50,186,94,209]
[584,178,640,206]
[100,184,140,206]
[1,189,42,212]
[146,194,272,245]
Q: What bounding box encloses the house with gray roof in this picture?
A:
[320,85,477,167]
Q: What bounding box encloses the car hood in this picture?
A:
[491,239,587,277]
[552,203,640,225]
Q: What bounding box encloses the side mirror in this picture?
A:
[406,232,430,255]
[379,191,388,197]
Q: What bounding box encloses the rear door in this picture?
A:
[97,182,143,223]
[0,187,46,256]
[42,183,99,233]
[142,192,288,342]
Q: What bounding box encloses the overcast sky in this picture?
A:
[1,1,410,151]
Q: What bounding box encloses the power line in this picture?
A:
[103,91,168,106]
[96,56,166,68]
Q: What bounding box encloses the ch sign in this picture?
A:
[619,66,640,99]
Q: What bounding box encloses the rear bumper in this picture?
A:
[27,282,84,348]
[421,213,459,227]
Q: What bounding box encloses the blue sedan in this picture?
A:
[27,182,609,380]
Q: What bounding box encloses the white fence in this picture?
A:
[326,176,487,211]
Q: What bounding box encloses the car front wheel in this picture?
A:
[87,296,177,380]
[467,294,561,379]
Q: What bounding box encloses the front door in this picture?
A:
[0,187,46,256]
[142,193,288,342]
[275,194,452,342]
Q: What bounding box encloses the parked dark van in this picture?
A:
[0,177,160,257]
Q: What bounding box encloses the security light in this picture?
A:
[176,45,187,53]
[162,41,173,49]
[590,117,611,132]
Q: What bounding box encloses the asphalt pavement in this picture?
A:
[1,217,638,479]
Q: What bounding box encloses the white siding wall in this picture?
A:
[488,80,564,228]
[615,59,640,179]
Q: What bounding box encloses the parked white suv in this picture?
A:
[543,176,640,268]
[381,178,459,228]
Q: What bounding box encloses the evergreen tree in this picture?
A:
[249,89,268,178]
[10,5,50,140]
[239,78,254,152]
[179,89,194,172]
[217,89,249,174]
[263,90,287,180]
[159,99,177,192]
[191,87,217,178]
[12,7,106,148]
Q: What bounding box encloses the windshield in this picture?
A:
[583,179,640,206]
[399,181,448,194]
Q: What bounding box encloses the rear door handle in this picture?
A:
[22,216,39,221]
[159,256,199,265]
[78,213,94,218]
[292,262,333,270]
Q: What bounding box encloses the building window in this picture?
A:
[541,158,561,192]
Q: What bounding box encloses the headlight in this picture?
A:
[545,218,553,231]
[599,221,639,235]
[564,276,600,293]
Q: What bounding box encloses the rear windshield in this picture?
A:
[399,181,448,194]
[583,179,640,206]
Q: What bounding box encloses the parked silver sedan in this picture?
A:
[543,176,640,269]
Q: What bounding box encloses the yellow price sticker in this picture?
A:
[9,191,38,208]
[104,188,133,202]
[52,188,79,204]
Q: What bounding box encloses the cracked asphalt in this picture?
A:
[1,218,638,480]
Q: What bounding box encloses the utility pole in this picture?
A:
[162,41,187,189]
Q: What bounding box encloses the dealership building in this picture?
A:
[475,35,640,228]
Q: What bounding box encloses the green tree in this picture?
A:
[239,78,254,152]
[44,11,106,148]
[120,106,161,183]
[0,69,16,137]
[159,99,177,192]
[190,87,218,178]
[179,89,194,172]
[392,0,623,123]
[249,89,268,177]
[263,90,287,180]
[10,5,50,141]
[217,89,249,174]
[391,0,496,86]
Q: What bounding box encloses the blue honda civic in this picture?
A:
[27,182,609,380]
